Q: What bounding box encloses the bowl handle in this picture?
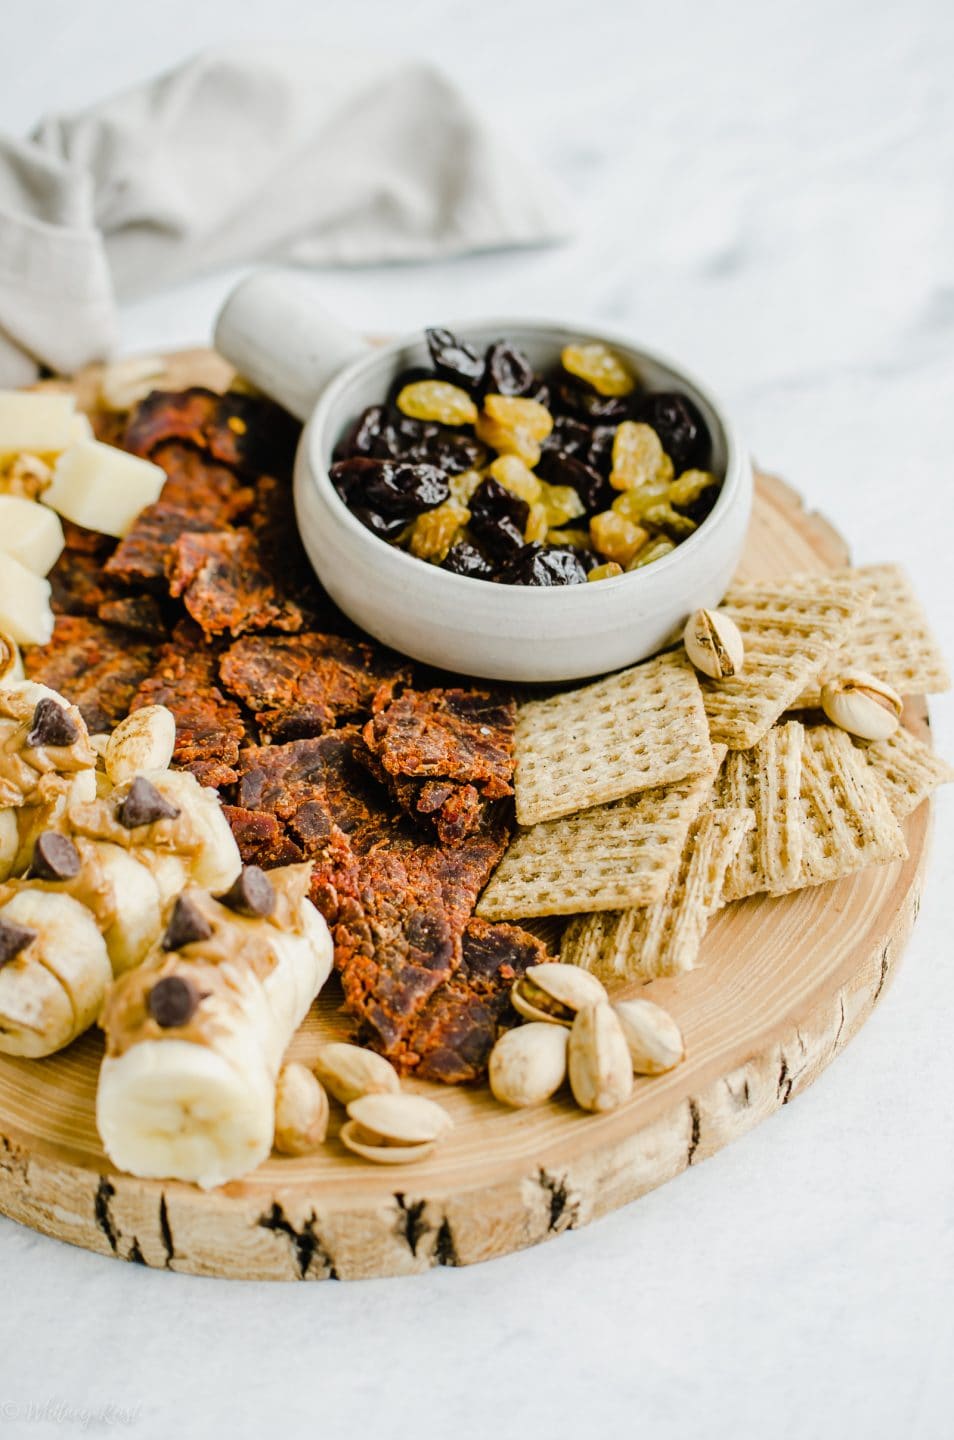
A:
[213,269,371,421]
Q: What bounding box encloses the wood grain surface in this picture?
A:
[0,355,934,1280]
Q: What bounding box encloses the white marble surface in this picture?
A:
[1,2,952,1437]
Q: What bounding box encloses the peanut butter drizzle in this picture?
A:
[0,691,95,808]
[0,837,119,931]
[68,778,200,859]
[101,864,314,1059]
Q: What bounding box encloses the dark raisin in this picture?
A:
[329,459,449,517]
[553,379,632,425]
[333,405,389,462]
[441,541,496,580]
[497,544,589,586]
[468,477,530,559]
[537,451,610,515]
[541,415,593,461]
[350,507,411,542]
[426,328,486,391]
[385,366,437,408]
[587,424,617,476]
[636,392,710,471]
[484,341,536,397]
[413,428,488,475]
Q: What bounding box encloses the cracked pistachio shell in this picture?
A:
[313,1042,401,1106]
[345,1093,453,1146]
[489,1022,569,1107]
[820,670,902,741]
[613,999,685,1075]
[512,963,608,1026]
[683,608,745,680]
[568,1002,634,1113]
[339,1123,436,1166]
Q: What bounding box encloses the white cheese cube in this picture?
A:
[0,392,78,458]
[0,552,54,646]
[0,496,64,575]
[43,440,165,539]
[63,412,94,446]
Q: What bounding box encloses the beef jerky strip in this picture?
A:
[105,503,220,588]
[405,918,549,1083]
[133,634,248,788]
[50,547,123,617]
[124,387,299,478]
[23,616,156,734]
[166,528,303,639]
[219,633,411,741]
[150,441,256,524]
[362,688,515,845]
[97,595,169,640]
[221,805,304,868]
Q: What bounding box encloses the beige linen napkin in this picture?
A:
[0,46,568,384]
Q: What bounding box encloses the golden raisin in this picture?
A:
[490,454,541,504]
[397,380,478,426]
[589,511,649,566]
[448,468,484,506]
[524,502,549,544]
[611,480,671,522]
[626,537,676,570]
[483,394,554,441]
[641,503,697,539]
[668,468,719,507]
[546,526,591,549]
[475,413,541,467]
[561,342,635,397]
[587,561,624,582]
[538,479,586,528]
[610,422,672,490]
[408,500,471,562]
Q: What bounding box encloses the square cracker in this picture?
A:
[702,574,871,749]
[859,725,954,821]
[476,759,721,921]
[561,807,753,984]
[796,564,950,707]
[717,721,805,901]
[513,650,711,827]
[787,726,907,893]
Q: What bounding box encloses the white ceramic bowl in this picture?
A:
[216,279,751,683]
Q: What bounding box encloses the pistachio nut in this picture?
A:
[613,999,685,1075]
[0,631,24,686]
[341,1093,452,1165]
[820,670,902,741]
[105,705,177,784]
[273,1062,329,1155]
[313,1042,401,1106]
[567,1002,634,1112]
[512,963,608,1027]
[683,607,745,680]
[489,1022,569,1108]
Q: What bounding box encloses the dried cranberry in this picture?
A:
[329,459,449,517]
[553,379,632,425]
[636,392,710,471]
[441,541,496,579]
[468,477,530,559]
[426,328,486,391]
[537,451,610,515]
[484,341,536,397]
[498,544,589,586]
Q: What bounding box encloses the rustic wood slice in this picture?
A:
[0,353,936,1280]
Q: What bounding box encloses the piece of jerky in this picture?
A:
[61,520,114,555]
[97,594,169,639]
[124,387,299,478]
[133,636,248,788]
[104,503,220,588]
[23,616,156,733]
[247,473,348,632]
[235,732,389,854]
[50,548,123,617]
[361,688,515,844]
[166,527,303,638]
[405,918,548,1083]
[219,633,411,741]
[150,441,256,524]
[221,805,305,868]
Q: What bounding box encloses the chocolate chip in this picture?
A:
[161,895,212,951]
[117,776,181,830]
[26,698,80,749]
[147,975,201,1028]
[0,917,37,966]
[30,832,82,881]
[219,866,275,919]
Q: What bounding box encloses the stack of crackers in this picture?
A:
[476,564,952,986]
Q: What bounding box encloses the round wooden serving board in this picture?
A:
[0,353,934,1280]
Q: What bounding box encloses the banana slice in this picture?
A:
[94,843,163,975]
[0,809,17,881]
[0,890,111,1056]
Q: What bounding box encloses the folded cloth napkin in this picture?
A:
[0,46,569,385]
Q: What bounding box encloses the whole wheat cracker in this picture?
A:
[561,807,754,984]
[701,574,872,749]
[858,724,954,822]
[795,564,950,707]
[476,758,721,921]
[717,721,805,902]
[512,649,711,827]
